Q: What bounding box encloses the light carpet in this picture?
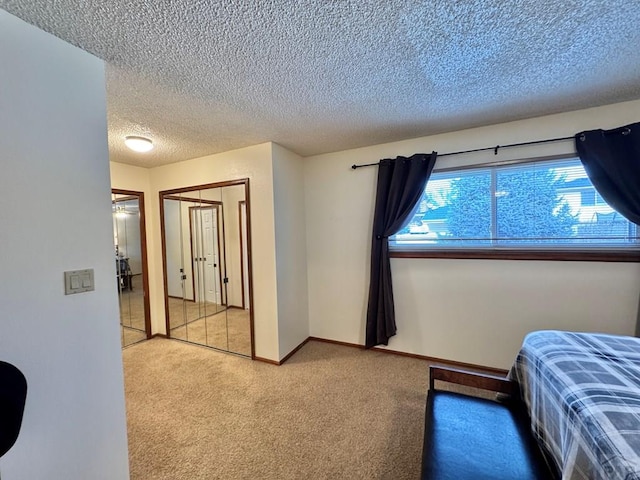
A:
[123,338,434,479]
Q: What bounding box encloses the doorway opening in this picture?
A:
[112,189,151,348]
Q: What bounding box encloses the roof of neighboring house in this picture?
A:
[561,177,593,189]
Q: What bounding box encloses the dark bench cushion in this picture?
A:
[421,390,553,480]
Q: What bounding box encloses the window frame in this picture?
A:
[389,154,640,262]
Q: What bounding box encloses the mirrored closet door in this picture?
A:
[112,190,151,347]
[160,179,253,357]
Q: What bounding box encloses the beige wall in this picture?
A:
[1,11,129,479]
[112,143,281,361]
[111,96,640,369]
[112,142,311,362]
[304,99,640,369]
[272,143,310,360]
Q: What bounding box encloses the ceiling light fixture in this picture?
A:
[113,205,129,219]
[124,136,154,153]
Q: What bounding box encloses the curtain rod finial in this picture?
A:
[351,164,357,170]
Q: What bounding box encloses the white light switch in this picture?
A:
[64,269,95,295]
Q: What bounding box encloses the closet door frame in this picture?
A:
[159,178,255,359]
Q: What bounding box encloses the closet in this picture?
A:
[160,179,253,356]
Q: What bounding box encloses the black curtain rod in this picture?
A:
[350,134,575,170]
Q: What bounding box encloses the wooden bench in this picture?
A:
[420,366,556,480]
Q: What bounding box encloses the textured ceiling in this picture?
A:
[2,1,640,167]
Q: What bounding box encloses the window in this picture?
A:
[390,157,639,260]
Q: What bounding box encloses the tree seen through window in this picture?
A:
[392,158,637,248]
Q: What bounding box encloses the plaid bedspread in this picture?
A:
[509,330,640,480]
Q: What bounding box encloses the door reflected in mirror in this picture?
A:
[161,180,253,357]
[112,190,151,348]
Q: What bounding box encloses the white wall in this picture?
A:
[222,185,247,309]
[272,143,310,360]
[178,200,197,303]
[163,199,183,298]
[305,99,640,369]
[0,11,129,480]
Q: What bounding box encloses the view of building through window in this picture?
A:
[391,157,638,249]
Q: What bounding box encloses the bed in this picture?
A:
[509,330,640,480]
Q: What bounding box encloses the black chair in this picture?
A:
[117,257,133,290]
[0,361,27,458]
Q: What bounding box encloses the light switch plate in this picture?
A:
[64,269,94,295]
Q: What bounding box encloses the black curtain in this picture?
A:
[575,122,640,339]
[575,122,640,225]
[365,153,437,348]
